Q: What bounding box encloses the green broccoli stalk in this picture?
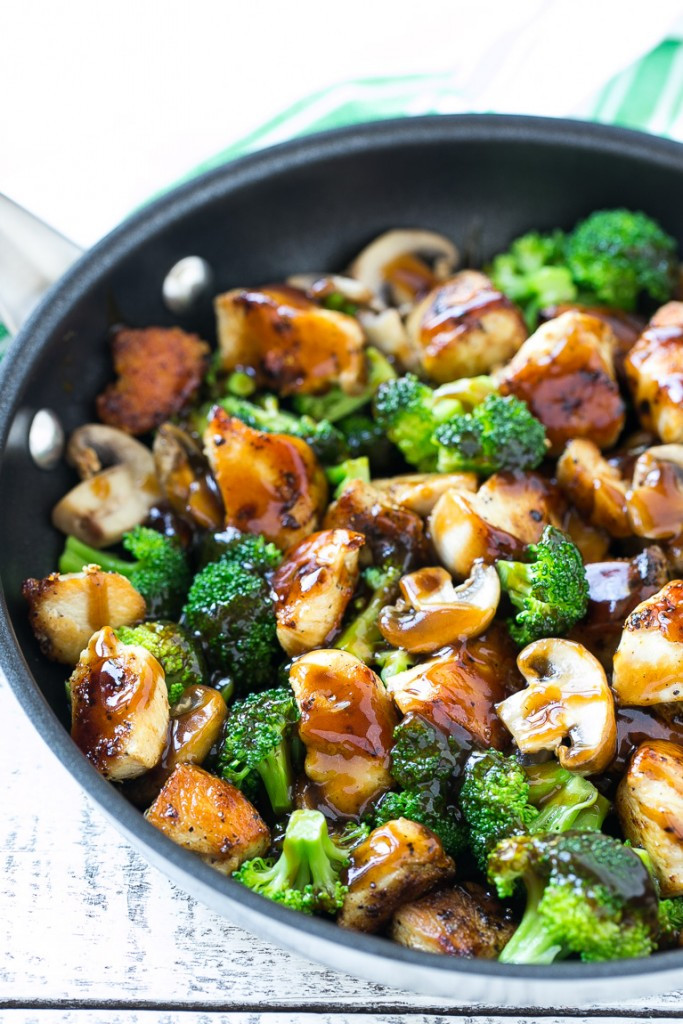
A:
[233,809,351,914]
[372,373,463,471]
[566,208,678,311]
[216,394,348,464]
[488,229,577,329]
[217,687,300,815]
[490,832,660,963]
[525,761,610,833]
[294,347,397,423]
[336,564,401,664]
[326,456,370,498]
[496,525,589,646]
[59,526,191,619]
[200,528,283,572]
[115,621,206,705]
[375,648,416,682]
[320,291,358,316]
[434,393,547,475]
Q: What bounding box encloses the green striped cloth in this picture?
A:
[2,37,683,358]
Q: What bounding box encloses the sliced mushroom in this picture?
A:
[429,487,524,580]
[52,424,162,547]
[357,307,418,371]
[348,229,458,306]
[145,763,270,875]
[627,444,683,540]
[153,422,224,531]
[22,565,146,665]
[372,472,477,516]
[556,439,630,538]
[70,625,169,781]
[271,529,365,656]
[496,638,617,775]
[286,272,376,306]
[617,740,683,897]
[337,817,455,933]
[406,270,528,383]
[612,580,683,706]
[378,562,500,653]
[391,882,516,957]
[625,305,683,443]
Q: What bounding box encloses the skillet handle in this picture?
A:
[0,193,83,336]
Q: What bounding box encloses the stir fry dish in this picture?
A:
[23,209,683,964]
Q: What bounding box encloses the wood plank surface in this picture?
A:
[1,678,681,1016]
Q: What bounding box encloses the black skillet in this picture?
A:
[1,115,682,1006]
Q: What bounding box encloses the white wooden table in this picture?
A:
[1,678,681,1024]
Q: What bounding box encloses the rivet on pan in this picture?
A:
[28,408,65,470]
[162,256,214,315]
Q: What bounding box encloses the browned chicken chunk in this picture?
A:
[289,649,398,817]
[204,407,328,550]
[612,581,683,706]
[23,566,146,665]
[96,326,209,435]
[556,439,630,537]
[540,303,645,378]
[271,529,364,656]
[215,286,366,395]
[391,882,515,957]
[145,763,270,875]
[323,478,427,570]
[338,818,455,932]
[625,303,683,443]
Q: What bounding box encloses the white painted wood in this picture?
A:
[1,677,682,1014]
[5,1017,683,1024]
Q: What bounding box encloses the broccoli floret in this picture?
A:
[233,809,350,914]
[566,209,677,311]
[496,525,589,646]
[659,897,683,942]
[217,394,348,464]
[372,789,466,858]
[375,647,416,682]
[434,393,547,475]
[336,563,401,664]
[59,526,191,619]
[489,230,577,328]
[115,621,206,705]
[326,456,370,498]
[336,413,395,471]
[372,373,462,471]
[217,687,300,815]
[182,557,281,689]
[200,528,283,572]
[294,347,397,423]
[491,832,659,963]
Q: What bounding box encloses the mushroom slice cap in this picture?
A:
[286,272,376,306]
[348,229,458,302]
[612,580,683,706]
[153,422,224,531]
[496,638,617,775]
[357,307,418,370]
[627,444,683,540]
[379,562,500,653]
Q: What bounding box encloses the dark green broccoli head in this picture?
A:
[200,529,282,573]
[566,208,677,311]
[182,557,281,689]
[659,897,683,943]
[496,525,589,646]
[337,412,395,470]
[389,713,461,791]
[373,373,458,471]
[489,229,577,328]
[434,393,547,475]
[491,831,659,963]
[294,347,396,423]
[217,687,300,815]
[115,620,206,705]
[371,789,466,859]
[233,808,350,914]
[326,456,370,498]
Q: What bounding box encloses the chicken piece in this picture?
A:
[612,581,683,706]
[214,285,366,395]
[22,565,146,665]
[627,445,683,541]
[556,439,630,538]
[612,706,683,776]
[323,478,427,571]
[476,471,564,545]
[372,472,477,516]
[204,406,327,550]
[617,740,683,897]
[145,763,270,875]
[625,303,683,443]
[96,326,209,436]
[405,270,528,383]
[561,506,611,564]
[289,649,398,817]
[385,629,520,749]
[391,882,515,957]
[271,529,364,656]
[70,626,169,781]
[338,818,455,932]
[539,303,645,379]
[569,547,670,670]
[499,310,625,453]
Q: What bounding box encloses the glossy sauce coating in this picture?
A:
[627,453,683,539]
[153,423,224,531]
[625,325,683,443]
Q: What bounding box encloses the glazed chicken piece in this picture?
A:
[556,439,630,538]
[337,818,455,932]
[204,406,328,550]
[22,565,146,665]
[405,270,528,383]
[391,882,515,957]
[271,529,364,656]
[539,303,645,378]
[617,740,683,897]
[612,580,683,706]
[372,472,477,516]
[627,444,683,541]
[145,762,270,875]
[499,310,625,453]
[289,649,398,817]
[625,302,683,444]
[214,285,366,395]
[96,326,210,435]
[70,626,169,781]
